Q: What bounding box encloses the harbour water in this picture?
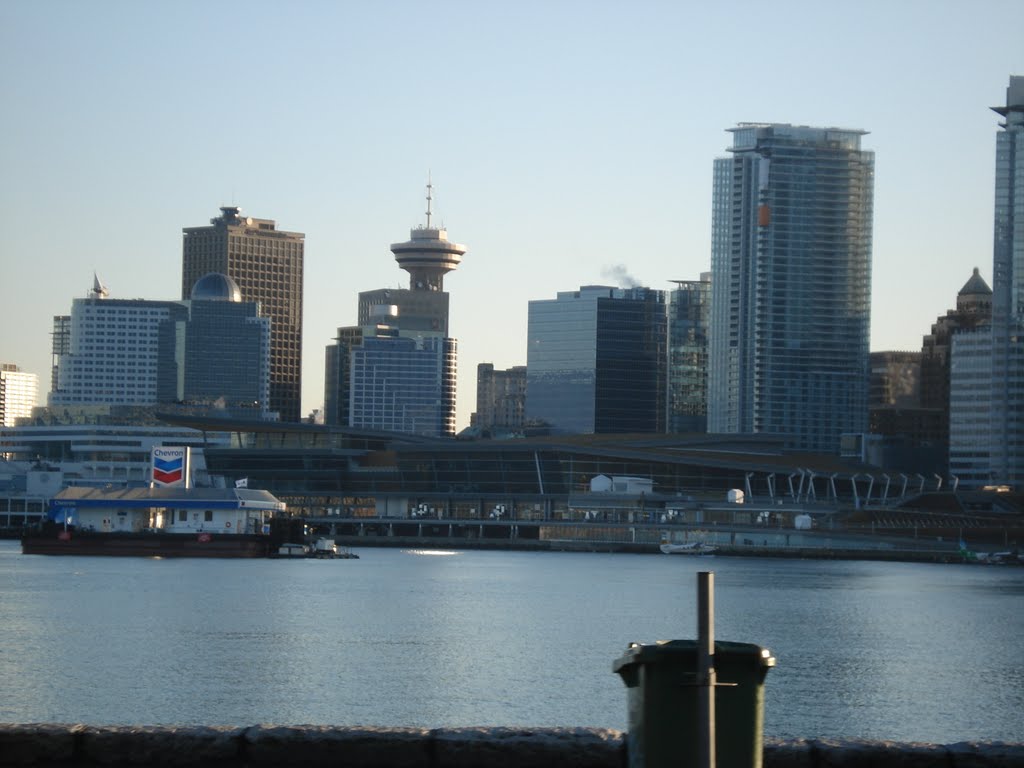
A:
[1,540,1022,743]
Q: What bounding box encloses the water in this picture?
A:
[1,540,1022,743]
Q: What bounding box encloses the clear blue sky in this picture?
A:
[2,0,1022,428]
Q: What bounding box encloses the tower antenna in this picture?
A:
[425,172,433,229]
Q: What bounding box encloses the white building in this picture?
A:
[0,364,38,427]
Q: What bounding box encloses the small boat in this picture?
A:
[277,542,309,558]
[660,540,716,556]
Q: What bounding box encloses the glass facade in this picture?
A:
[950,76,1024,488]
[180,300,271,411]
[349,334,456,437]
[182,208,305,422]
[526,286,666,434]
[709,124,874,453]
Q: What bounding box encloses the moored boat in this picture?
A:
[659,539,717,556]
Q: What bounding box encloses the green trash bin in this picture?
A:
[613,639,775,768]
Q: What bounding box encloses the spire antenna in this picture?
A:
[425,172,433,229]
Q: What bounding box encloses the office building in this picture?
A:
[708,123,874,452]
[0,365,38,427]
[323,184,464,436]
[182,207,304,422]
[987,75,1024,486]
[472,363,527,431]
[950,76,1024,488]
[177,273,272,412]
[50,315,71,395]
[526,285,667,434]
[49,275,270,416]
[667,273,711,433]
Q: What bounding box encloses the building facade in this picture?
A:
[182,207,304,422]
[0,365,38,427]
[472,363,527,431]
[950,76,1024,488]
[667,274,711,433]
[526,285,667,434]
[323,185,464,437]
[988,76,1024,486]
[708,123,874,452]
[49,276,270,416]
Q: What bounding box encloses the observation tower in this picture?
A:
[390,181,467,292]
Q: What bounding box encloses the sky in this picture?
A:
[1,0,1022,430]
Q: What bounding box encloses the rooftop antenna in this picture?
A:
[425,172,433,229]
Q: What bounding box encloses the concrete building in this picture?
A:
[323,183,464,437]
[182,207,304,422]
[48,275,271,417]
[950,76,1024,488]
[526,285,667,434]
[0,364,38,427]
[667,274,710,433]
[472,363,527,431]
[708,123,874,453]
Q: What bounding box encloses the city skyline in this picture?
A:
[2,2,1022,429]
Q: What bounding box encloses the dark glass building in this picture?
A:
[526,286,667,434]
[667,274,711,433]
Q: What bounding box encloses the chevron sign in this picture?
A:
[152,447,191,487]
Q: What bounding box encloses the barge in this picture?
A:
[22,485,288,558]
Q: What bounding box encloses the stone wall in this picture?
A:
[1,725,1022,767]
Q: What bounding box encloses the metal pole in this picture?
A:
[697,571,716,768]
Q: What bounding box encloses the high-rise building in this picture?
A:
[182,207,304,422]
[950,76,1024,487]
[526,285,667,435]
[323,183,464,436]
[708,123,874,452]
[49,275,270,416]
[667,273,711,433]
[0,364,38,427]
[50,315,71,396]
[472,363,527,431]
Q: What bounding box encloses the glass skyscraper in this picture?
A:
[526,286,666,435]
[708,124,874,453]
[182,207,304,422]
[950,76,1024,487]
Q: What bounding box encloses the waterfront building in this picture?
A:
[667,273,711,433]
[708,123,874,453]
[48,276,271,416]
[949,76,1024,488]
[49,291,186,408]
[323,183,464,437]
[0,365,38,428]
[471,363,527,431]
[525,285,667,434]
[0,409,231,528]
[178,273,272,414]
[182,207,305,422]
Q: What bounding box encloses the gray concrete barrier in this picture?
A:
[1,725,1022,767]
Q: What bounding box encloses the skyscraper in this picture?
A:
[49,275,270,415]
[526,285,667,434]
[950,76,1024,487]
[323,183,464,436]
[988,76,1024,485]
[182,207,304,422]
[0,364,38,427]
[708,123,874,453]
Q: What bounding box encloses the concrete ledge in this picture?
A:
[1,725,1022,767]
